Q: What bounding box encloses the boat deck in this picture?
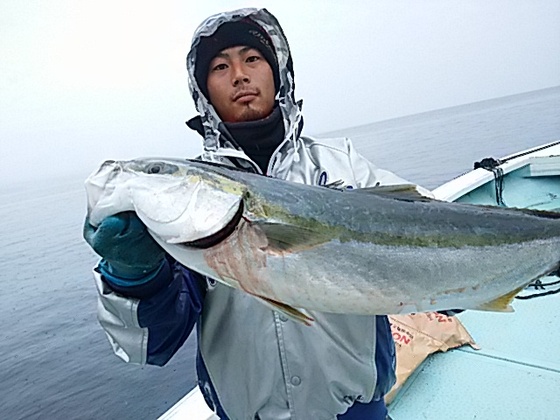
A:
[388,288,560,419]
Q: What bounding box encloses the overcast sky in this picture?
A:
[1,0,559,185]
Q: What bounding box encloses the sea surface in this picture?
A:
[1,86,559,419]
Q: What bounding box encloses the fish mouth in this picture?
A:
[181,201,244,249]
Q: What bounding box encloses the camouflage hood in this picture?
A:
[186,8,303,156]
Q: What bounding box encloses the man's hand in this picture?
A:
[83,211,165,279]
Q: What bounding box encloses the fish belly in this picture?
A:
[153,221,560,315]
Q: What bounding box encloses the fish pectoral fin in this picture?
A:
[350,184,436,202]
[475,286,526,312]
[259,223,331,252]
[255,296,315,326]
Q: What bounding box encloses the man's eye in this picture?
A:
[246,55,260,63]
[212,63,228,71]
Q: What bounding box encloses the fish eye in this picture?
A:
[147,164,161,174]
[146,162,178,175]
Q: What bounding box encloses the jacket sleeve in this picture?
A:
[93,256,206,366]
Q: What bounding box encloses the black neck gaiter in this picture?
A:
[224,106,285,174]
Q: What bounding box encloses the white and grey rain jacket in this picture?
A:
[93,8,420,420]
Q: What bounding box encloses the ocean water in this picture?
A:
[320,86,560,190]
[1,86,558,419]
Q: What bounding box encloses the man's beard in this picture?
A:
[237,104,271,122]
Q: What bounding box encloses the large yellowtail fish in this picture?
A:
[85,158,560,324]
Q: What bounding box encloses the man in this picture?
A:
[84,8,420,419]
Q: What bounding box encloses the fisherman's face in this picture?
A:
[206,46,275,123]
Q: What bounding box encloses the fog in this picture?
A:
[1,0,559,185]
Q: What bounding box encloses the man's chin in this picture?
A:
[236,106,271,123]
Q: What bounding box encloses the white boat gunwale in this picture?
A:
[432,140,560,202]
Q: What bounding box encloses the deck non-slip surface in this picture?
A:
[388,285,560,420]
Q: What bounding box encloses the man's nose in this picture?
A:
[231,63,250,86]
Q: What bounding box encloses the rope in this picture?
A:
[515,276,560,300]
[473,158,505,206]
[472,141,560,206]
[515,287,560,300]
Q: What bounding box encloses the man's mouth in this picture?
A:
[233,90,259,102]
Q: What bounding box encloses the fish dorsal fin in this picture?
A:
[258,223,332,252]
[351,184,435,202]
[479,205,560,220]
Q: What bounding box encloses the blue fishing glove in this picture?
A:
[83,211,165,282]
